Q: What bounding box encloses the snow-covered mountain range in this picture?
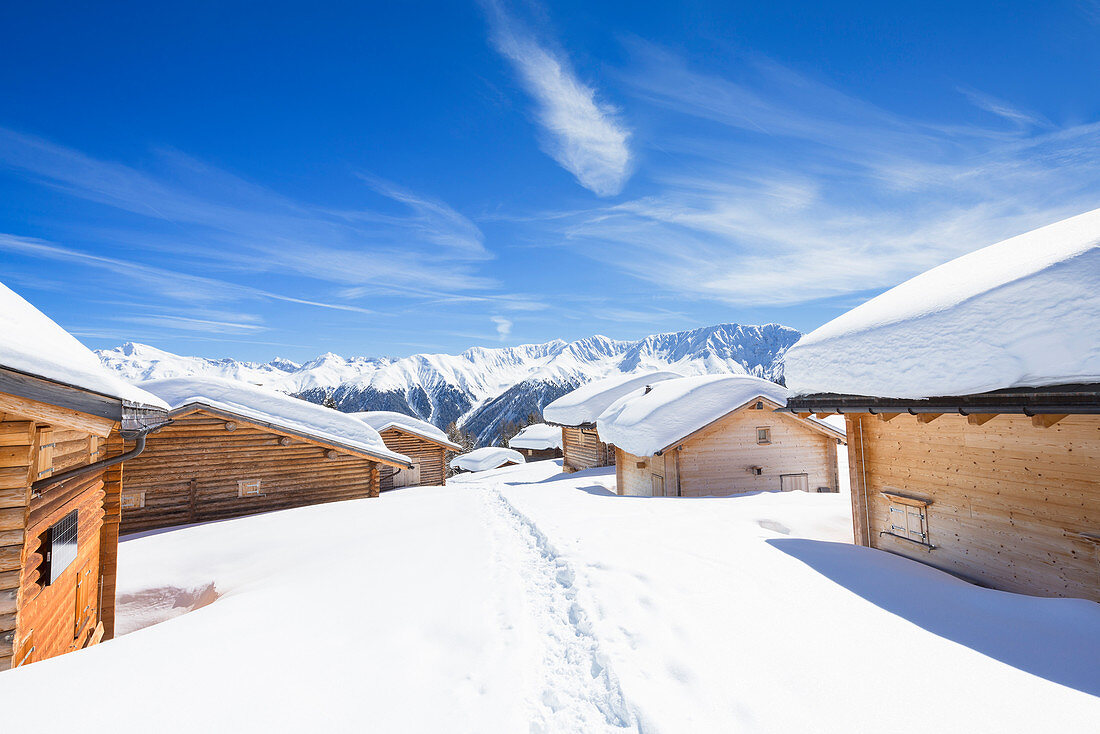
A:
[97,323,801,445]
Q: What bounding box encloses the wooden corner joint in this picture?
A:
[1031,414,1067,429]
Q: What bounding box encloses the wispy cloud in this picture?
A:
[482,0,632,196]
[0,128,495,297]
[490,315,513,340]
[549,41,1100,305]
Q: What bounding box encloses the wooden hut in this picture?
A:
[0,282,170,668]
[598,375,845,497]
[783,207,1100,602]
[350,411,460,489]
[544,372,681,473]
[508,423,563,462]
[118,377,412,535]
[449,447,525,473]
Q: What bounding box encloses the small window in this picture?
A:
[756,427,771,444]
[755,401,764,410]
[39,509,79,586]
[238,479,263,498]
[881,492,932,548]
[121,491,145,510]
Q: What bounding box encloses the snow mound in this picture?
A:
[350,410,459,449]
[508,423,563,451]
[597,375,789,456]
[138,376,410,465]
[0,282,167,409]
[450,447,526,472]
[543,371,682,426]
[785,207,1100,398]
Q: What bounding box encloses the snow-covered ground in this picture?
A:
[0,461,1096,732]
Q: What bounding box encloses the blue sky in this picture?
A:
[1,1,1098,362]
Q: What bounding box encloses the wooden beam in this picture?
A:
[916,413,943,423]
[797,413,811,420]
[1031,414,1068,428]
[814,411,833,419]
[877,413,900,422]
[0,391,115,437]
[966,413,997,426]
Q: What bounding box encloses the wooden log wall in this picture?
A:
[614,408,839,497]
[516,447,563,462]
[561,427,615,473]
[377,428,446,490]
[119,412,385,535]
[1,410,108,669]
[845,412,1100,602]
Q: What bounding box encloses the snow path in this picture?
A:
[476,481,639,733]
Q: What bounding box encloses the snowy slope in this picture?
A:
[785,207,1100,398]
[2,465,1095,732]
[99,323,801,445]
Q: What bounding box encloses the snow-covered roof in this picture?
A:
[0,282,168,409]
[597,375,792,456]
[138,376,411,466]
[449,447,526,472]
[785,207,1100,399]
[543,371,683,426]
[349,411,460,450]
[508,423,563,451]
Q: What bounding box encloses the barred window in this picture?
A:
[40,509,79,586]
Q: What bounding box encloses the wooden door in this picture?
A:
[651,474,665,497]
[780,473,809,492]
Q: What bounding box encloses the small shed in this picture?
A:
[449,447,526,473]
[598,375,845,497]
[119,377,411,535]
[544,372,681,473]
[508,423,563,461]
[351,411,460,489]
[0,282,170,668]
[784,206,1100,602]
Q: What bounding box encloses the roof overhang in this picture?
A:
[377,423,461,451]
[784,383,1100,417]
[653,395,817,455]
[170,403,412,469]
[0,366,169,437]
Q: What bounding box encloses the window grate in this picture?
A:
[45,509,79,585]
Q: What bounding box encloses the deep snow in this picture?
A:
[450,446,527,472]
[509,422,564,451]
[784,206,1100,398]
[350,409,460,449]
[543,371,682,426]
[0,281,167,408]
[596,374,792,456]
[0,461,1095,732]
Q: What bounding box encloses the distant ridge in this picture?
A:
[98,323,801,445]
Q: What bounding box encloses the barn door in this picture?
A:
[780,473,809,492]
[651,474,665,497]
[393,459,422,488]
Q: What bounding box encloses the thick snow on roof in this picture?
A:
[138,376,409,465]
[598,375,789,456]
[543,371,682,426]
[449,447,526,472]
[0,282,167,409]
[508,423,563,451]
[785,208,1100,399]
[350,410,459,450]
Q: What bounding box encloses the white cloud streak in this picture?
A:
[491,315,513,340]
[483,1,632,196]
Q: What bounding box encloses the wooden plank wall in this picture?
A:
[1,411,109,669]
[516,447,563,462]
[615,408,838,497]
[846,412,1100,602]
[119,412,383,535]
[562,427,615,473]
[377,428,445,490]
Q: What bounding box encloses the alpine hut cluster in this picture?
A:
[543,372,681,473]
[784,207,1100,602]
[0,283,170,669]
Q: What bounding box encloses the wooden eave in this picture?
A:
[379,424,462,452]
[653,395,840,455]
[784,383,1100,417]
[169,403,413,469]
[543,419,597,429]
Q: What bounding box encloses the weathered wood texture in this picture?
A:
[515,446,563,462]
[1,404,111,669]
[617,407,841,497]
[845,412,1100,602]
[562,427,615,473]
[119,411,385,534]
[377,427,446,490]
